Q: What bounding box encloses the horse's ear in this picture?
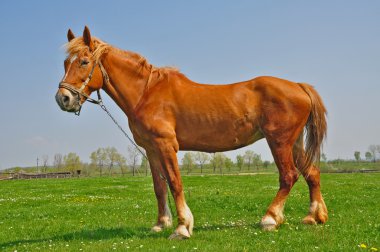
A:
[67,29,75,42]
[83,26,94,51]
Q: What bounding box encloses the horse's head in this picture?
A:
[55,26,105,114]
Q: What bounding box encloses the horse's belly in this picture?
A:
[176,118,263,152]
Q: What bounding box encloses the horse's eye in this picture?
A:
[81,59,89,66]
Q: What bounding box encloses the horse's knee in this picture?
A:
[280,170,299,189]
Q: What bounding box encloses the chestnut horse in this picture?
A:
[55,26,328,239]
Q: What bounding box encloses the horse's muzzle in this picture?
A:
[55,89,81,113]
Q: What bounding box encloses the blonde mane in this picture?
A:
[65,37,179,77]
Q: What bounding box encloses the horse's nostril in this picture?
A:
[62,95,70,105]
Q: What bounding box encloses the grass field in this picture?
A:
[0,173,379,251]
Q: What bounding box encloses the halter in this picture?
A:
[58,60,107,115]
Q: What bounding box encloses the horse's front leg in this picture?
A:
[147,151,173,232]
[153,137,194,240]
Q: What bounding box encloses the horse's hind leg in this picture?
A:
[301,166,328,224]
[293,136,328,224]
[261,142,299,231]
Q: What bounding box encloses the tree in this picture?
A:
[90,148,107,176]
[53,153,63,170]
[211,153,226,174]
[182,152,195,174]
[236,155,244,171]
[321,153,327,163]
[369,145,377,162]
[64,152,81,173]
[115,153,127,176]
[127,145,142,176]
[252,153,263,171]
[224,157,234,172]
[105,147,119,175]
[354,151,361,162]
[42,155,49,173]
[244,150,255,170]
[194,152,210,174]
[365,151,373,162]
[140,156,149,176]
[263,160,271,169]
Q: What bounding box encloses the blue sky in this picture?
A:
[0,1,379,168]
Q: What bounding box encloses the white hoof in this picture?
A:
[168,225,191,240]
[260,216,277,231]
[151,225,164,233]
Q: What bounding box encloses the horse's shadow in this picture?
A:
[1,223,262,248]
[0,226,160,248]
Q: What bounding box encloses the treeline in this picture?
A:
[181,150,271,174]
[5,144,380,176]
[36,146,149,177]
[7,147,273,176]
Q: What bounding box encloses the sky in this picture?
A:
[0,1,379,169]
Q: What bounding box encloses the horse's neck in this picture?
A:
[101,51,149,116]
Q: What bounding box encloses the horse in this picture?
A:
[55,26,328,239]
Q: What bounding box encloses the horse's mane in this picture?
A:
[65,37,179,79]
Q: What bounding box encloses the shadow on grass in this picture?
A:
[1,223,264,248]
[0,226,165,248]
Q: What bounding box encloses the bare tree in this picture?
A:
[194,152,210,174]
[127,145,141,176]
[42,155,49,173]
[53,153,63,170]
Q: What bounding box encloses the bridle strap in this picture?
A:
[98,61,110,85]
[59,82,101,104]
[58,61,102,109]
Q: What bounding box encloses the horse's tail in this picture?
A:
[295,83,327,176]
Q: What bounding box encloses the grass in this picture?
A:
[0,173,379,251]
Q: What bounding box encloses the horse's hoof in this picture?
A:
[260,216,278,231]
[168,225,191,240]
[151,225,164,232]
[302,215,317,225]
[151,216,173,233]
[304,201,328,224]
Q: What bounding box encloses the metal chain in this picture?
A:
[99,102,148,160]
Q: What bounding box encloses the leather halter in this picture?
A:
[58,60,108,115]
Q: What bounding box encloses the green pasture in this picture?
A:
[0,173,379,251]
